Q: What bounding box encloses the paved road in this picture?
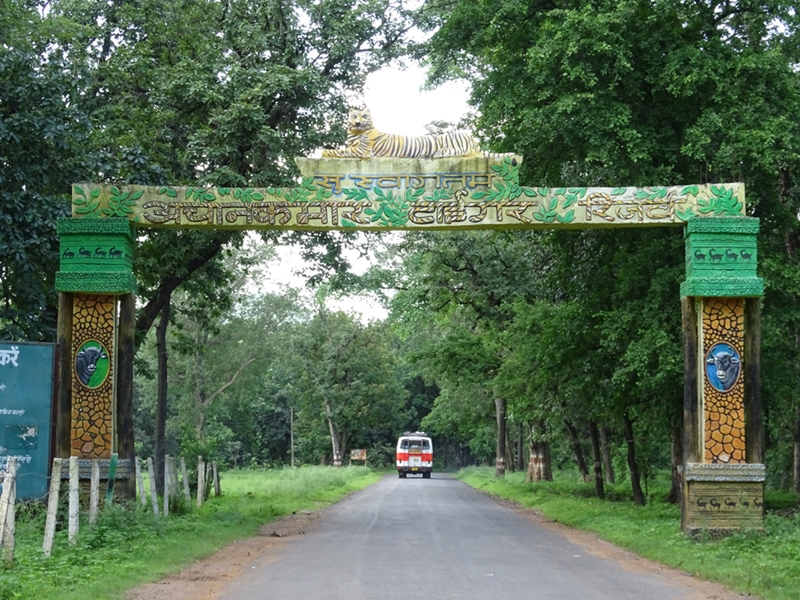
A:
[219,474,715,600]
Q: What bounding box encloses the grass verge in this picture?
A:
[456,466,800,600]
[0,466,380,600]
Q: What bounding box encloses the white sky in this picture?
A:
[260,64,471,321]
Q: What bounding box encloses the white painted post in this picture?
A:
[163,455,170,517]
[43,457,62,557]
[169,457,179,501]
[212,461,221,497]
[196,456,204,507]
[89,460,100,525]
[180,457,191,502]
[135,457,147,506]
[0,458,17,566]
[0,458,15,545]
[147,457,159,516]
[68,456,79,544]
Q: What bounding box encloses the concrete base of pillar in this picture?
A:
[681,462,765,537]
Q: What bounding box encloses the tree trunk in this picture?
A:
[599,427,616,484]
[326,402,343,467]
[517,422,525,471]
[116,294,136,500]
[623,412,645,506]
[563,418,590,482]
[589,421,605,499]
[56,293,73,459]
[495,398,506,478]
[793,404,800,493]
[527,421,553,482]
[666,421,683,504]
[154,301,170,496]
[505,421,515,473]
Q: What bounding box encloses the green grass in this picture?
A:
[0,466,381,600]
[457,466,800,600]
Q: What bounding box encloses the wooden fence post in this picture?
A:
[196,456,204,507]
[68,456,79,544]
[180,457,190,502]
[212,462,221,497]
[0,458,17,566]
[169,457,179,501]
[147,457,159,516]
[89,460,100,525]
[163,455,170,517]
[204,462,212,501]
[43,457,63,557]
[135,457,147,507]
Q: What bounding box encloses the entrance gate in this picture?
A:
[55,153,764,536]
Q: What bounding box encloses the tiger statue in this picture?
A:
[322,108,489,159]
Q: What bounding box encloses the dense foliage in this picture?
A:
[4,0,800,501]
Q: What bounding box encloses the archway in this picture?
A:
[55,154,763,536]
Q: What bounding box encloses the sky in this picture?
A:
[259,64,471,321]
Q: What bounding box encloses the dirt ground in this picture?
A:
[126,493,749,600]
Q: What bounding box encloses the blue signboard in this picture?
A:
[0,342,56,500]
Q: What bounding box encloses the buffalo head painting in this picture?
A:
[75,342,109,388]
[705,342,741,392]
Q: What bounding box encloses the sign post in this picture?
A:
[0,342,56,500]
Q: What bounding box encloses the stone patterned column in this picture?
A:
[55,218,136,473]
[71,294,116,458]
[680,216,764,537]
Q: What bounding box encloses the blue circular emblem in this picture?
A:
[705,342,741,393]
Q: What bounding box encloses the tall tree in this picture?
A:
[0,1,93,340]
[421,0,800,490]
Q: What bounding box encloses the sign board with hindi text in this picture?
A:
[0,342,56,500]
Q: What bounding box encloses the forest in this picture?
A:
[3,0,800,504]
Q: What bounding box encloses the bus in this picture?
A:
[396,431,433,478]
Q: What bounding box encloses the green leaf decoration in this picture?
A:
[568,187,587,198]
[681,185,699,197]
[611,187,627,196]
[343,188,370,202]
[697,186,744,216]
[538,188,549,197]
[155,186,178,198]
[532,206,556,223]
[341,218,356,228]
[365,190,409,227]
[217,187,231,196]
[405,188,424,202]
[72,185,103,218]
[522,188,537,197]
[556,209,575,223]
[554,187,566,196]
[471,191,487,200]
[675,207,697,221]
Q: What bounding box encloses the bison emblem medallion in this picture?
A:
[705,342,741,392]
[75,341,109,389]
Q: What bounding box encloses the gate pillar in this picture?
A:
[680,217,764,536]
[54,218,136,493]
